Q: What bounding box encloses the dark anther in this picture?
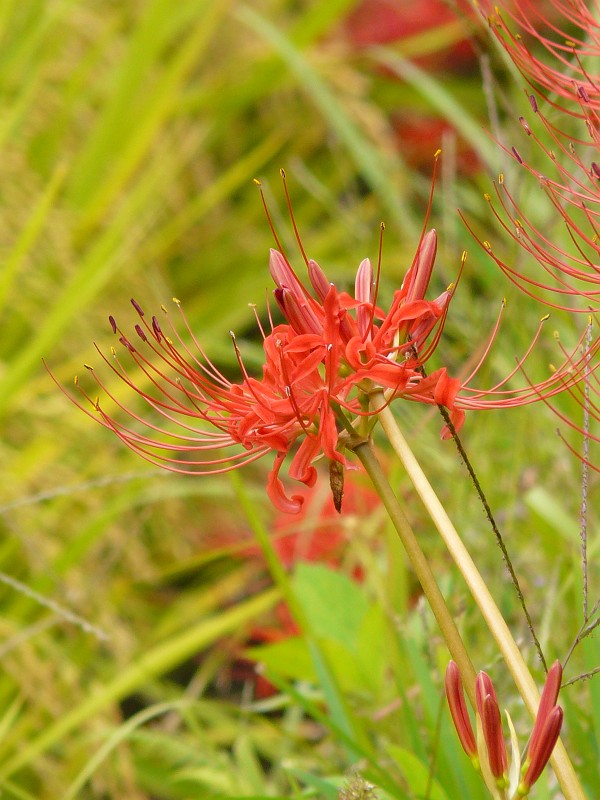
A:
[511,146,523,164]
[528,94,538,113]
[119,336,136,353]
[577,85,590,103]
[109,315,117,333]
[131,298,144,316]
[135,324,147,342]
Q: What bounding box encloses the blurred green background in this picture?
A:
[0,1,597,797]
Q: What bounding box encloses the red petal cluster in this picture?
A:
[55,179,600,511]
[269,229,464,434]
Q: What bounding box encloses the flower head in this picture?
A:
[53,170,600,511]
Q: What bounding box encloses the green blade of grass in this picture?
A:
[370,48,499,170]
[235,5,417,238]
[0,587,279,780]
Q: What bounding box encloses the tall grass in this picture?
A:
[0,1,597,798]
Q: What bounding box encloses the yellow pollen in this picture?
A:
[111,346,116,356]
[540,314,550,322]
[553,331,560,340]
[253,178,261,186]
[483,240,492,251]
[172,297,181,306]
[515,219,523,228]
[498,173,504,184]
[447,282,455,292]
[461,250,467,263]
[588,314,593,325]
[74,375,78,385]
[84,363,93,370]
[484,193,491,201]
[565,40,576,47]
[380,221,385,231]
[280,167,286,178]
[166,336,173,345]
[434,148,442,158]
[161,304,168,314]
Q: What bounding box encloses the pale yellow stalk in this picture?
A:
[373,395,586,800]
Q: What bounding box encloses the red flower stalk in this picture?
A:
[53,171,600,512]
[480,1,600,122]
[446,660,564,797]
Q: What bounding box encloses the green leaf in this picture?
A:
[386,743,452,800]
[292,562,369,649]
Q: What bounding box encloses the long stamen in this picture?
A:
[280,168,309,266]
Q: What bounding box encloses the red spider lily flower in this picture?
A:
[468,92,600,310]
[447,660,564,798]
[467,4,600,473]
[267,226,464,433]
[479,1,600,121]
[59,310,348,515]
[473,3,600,306]
[53,170,600,512]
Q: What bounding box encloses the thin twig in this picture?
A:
[437,404,547,672]
[580,319,592,621]
[563,603,600,671]
[562,664,600,688]
[0,571,110,641]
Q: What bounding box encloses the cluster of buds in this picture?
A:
[445,660,564,798]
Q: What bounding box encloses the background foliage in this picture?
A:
[0,1,598,797]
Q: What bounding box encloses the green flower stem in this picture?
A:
[374,398,586,800]
[351,437,478,707]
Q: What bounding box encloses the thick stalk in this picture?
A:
[374,397,586,800]
[352,437,478,707]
